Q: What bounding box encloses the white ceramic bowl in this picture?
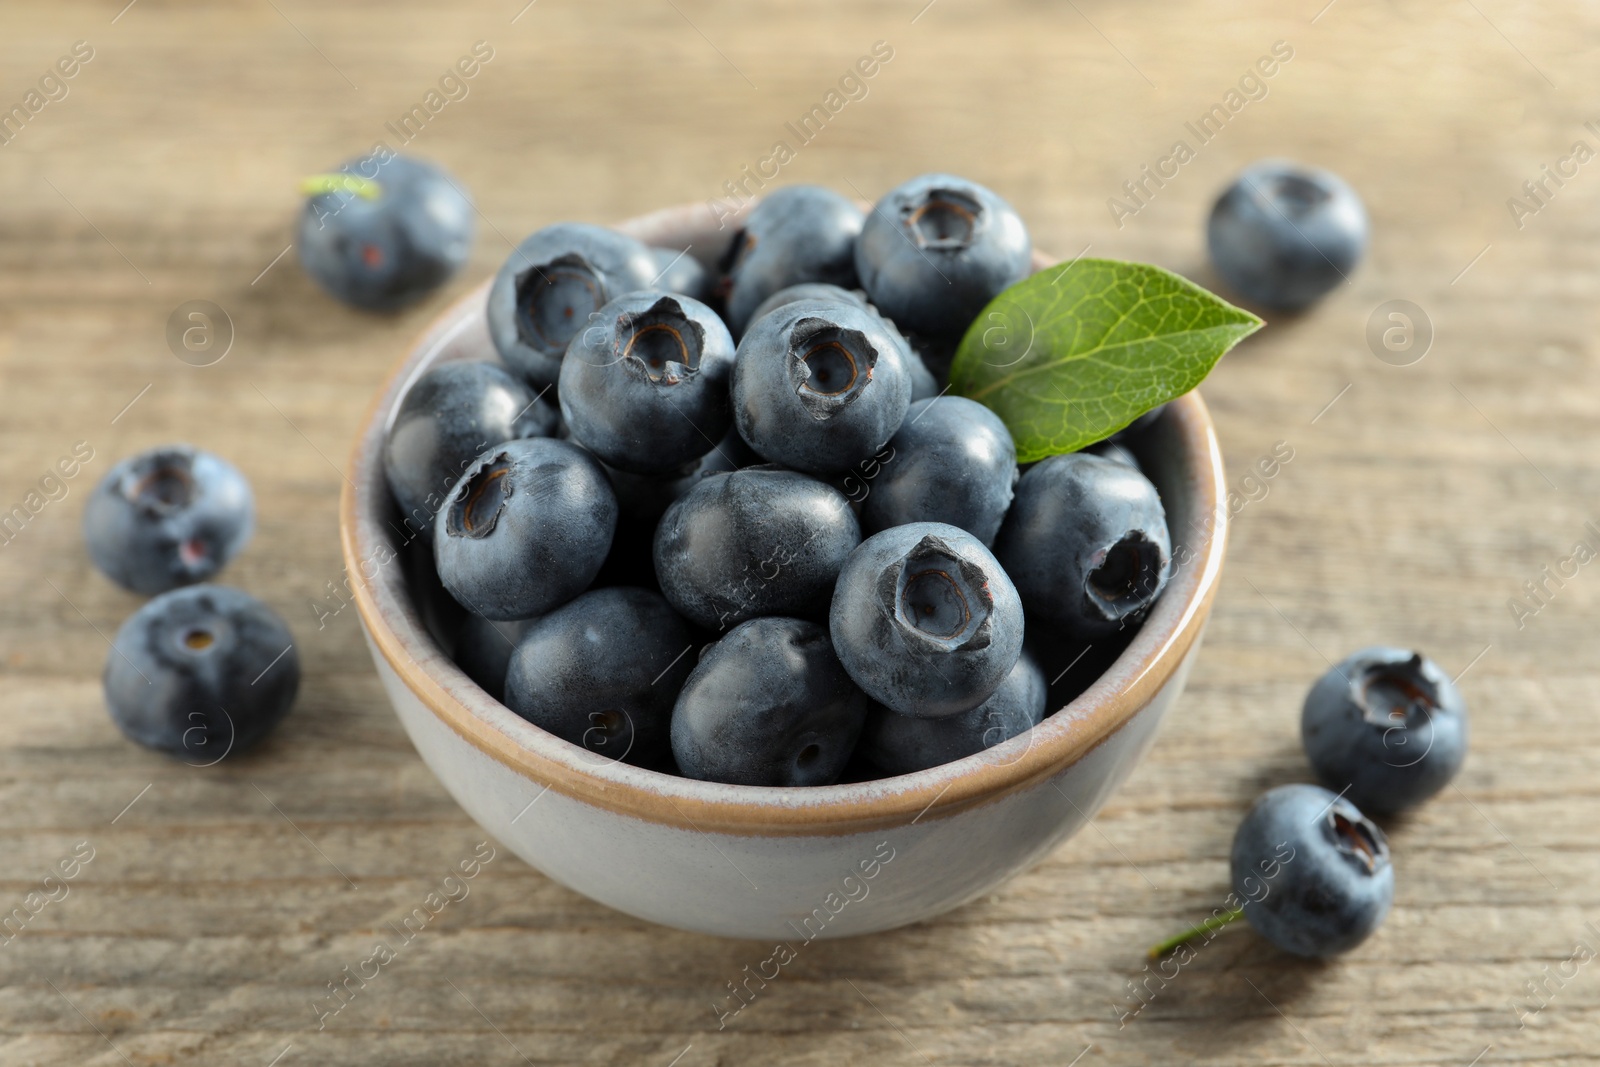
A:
[341,201,1228,941]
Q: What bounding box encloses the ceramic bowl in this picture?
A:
[340,200,1228,941]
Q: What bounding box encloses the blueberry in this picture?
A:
[901,345,941,402]
[1230,784,1394,958]
[745,282,868,327]
[1207,160,1367,310]
[855,174,1032,342]
[504,587,694,768]
[453,613,534,702]
[383,361,557,540]
[859,650,1046,775]
[487,223,658,389]
[1085,439,1140,471]
[103,584,299,760]
[1301,647,1468,814]
[654,466,860,630]
[559,292,736,474]
[732,299,912,475]
[993,453,1170,638]
[433,438,617,620]
[671,616,868,786]
[297,154,474,312]
[831,522,1024,718]
[721,186,864,335]
[859,396,1017,546]
[84,445,254,596]
[650,246,710,301]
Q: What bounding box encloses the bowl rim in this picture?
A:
[340,204,1228,838]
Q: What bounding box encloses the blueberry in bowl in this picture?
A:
[720,185,864,336]
[85,445,255,596]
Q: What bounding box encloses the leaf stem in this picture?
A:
[1147,905,1245,959]
[299,173,382,201]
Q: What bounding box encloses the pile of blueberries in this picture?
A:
[381,172,1190,787]
[83,445,300,761]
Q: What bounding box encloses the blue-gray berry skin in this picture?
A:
[1231,784,1394,959]
[487,223,659,389]
[650,246,711,301]
[722,186,865,335]
[831,522,1025,718]
[85,445,255,596]
[383,361,557,542]
[1207,160,1368,310]
[654,467,861,631]
[298,155,474,312]
[433,438,617,620]
[860,396,1017,546]
[732,299,912,475]
[1302,647,1468,814]
[1085,439,1140,472]
[671,616,868,786]
[855,173,1032,341]
[993,453,1171,638]
[559,292,736,474]
[860,650,1046,775]
[503,587,694,768]
[746,282,868,327]
[453,613,534,702]
[103,584,299,760]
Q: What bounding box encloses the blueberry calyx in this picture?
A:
[788,318,876,419]
[879,534,994,652]
[1086,531,1167,620]
[447,454,513,540]
[1351,653,1437,733]
[1252,170,1332,219]
[127,460,195,516]
[515,252,604,352]
[1330,809,1387,874]
[616,296,704,385]
[902,187,982,250]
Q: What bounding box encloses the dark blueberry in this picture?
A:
[103,584,299,760]
[1301,647,1468,814]
[901,345,941,402]
[84,445,254,596]
[671,616,868,786]
[654,466,860,630]
[504,587,694,768]
[297,154,474,312]
[1085,439,1140,471]
[650,246,711,301]
[745,282,868,327]
[855,174,1032,341]
[487,223,658,388]
[859,396,1017,546]
[859,650,1046,774]
[559,292,736,474]
[721,186,864,335]
[433,438,617,620]
[1208,160,1368,310]
[453,613,534,702]
[732,299,912,475]
[383,360,557,541]
[993,453,1171,638]
[830,522,1024,718]
[1230,784,1394,958]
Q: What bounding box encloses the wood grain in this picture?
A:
[2,1,1596,1064]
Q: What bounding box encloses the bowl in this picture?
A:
[340,200,1228,940]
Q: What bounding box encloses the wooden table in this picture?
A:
[2,1,1592,1063]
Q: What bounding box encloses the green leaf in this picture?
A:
[948,258,1262,462]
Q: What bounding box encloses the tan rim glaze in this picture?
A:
[341,204,1228,837]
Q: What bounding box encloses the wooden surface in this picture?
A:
[1,1,1595,1064]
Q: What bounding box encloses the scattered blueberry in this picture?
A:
[1207,160,1367,310]
[383,360,557,540]
[1231,783,1394,958]
[297,155,474,312]
[859,649,1046,774]
[84,445,255,596]
[453,613,534,702]
[654,466,860,630]
[560,292,736,474]
[103,584,299,760]
[855,173,1032,342]
[860,396,1017,545]
[650,246,710,301]
[671,616,868,786]
[732,299,912,475]
[721,185,864,335]
[831,522,1024,718]
[993,453,1170,638]
[433,438,617,620]
[487,223,659,388]
[504,587,694,768]
[1301,647,1468,814]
